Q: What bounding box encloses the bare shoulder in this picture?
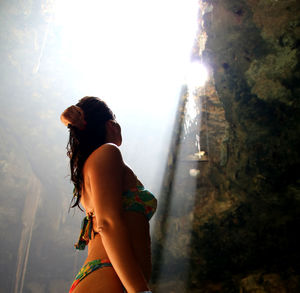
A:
[86,143,124,169]
[94,143,122,159]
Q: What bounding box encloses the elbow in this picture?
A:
[96,215,124,235]
[97,219,111,234]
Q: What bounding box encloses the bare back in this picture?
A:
[80,149,152,281]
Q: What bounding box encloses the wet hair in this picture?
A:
[64,96,114,209]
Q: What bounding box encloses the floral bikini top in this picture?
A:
[75,184,157,250]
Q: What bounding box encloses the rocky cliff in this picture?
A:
[152,1,300,292]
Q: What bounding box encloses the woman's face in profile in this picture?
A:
[106,119,122,146]
[113,120,122,146]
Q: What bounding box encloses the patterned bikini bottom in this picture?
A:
[69,258,112,292]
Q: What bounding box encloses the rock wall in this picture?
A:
[152,0,300,292]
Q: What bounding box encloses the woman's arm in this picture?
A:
[87,143,150,293]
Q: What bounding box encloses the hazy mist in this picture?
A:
[0,0,199,292]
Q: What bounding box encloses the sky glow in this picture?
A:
[53,0,204,189]
[54,0,202,111]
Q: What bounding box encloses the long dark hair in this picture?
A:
[65,96,114,209]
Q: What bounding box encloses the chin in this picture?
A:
[117,136,122,146]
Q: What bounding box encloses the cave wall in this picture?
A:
[152,0,300,292]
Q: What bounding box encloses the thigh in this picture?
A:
[72,266,124,293]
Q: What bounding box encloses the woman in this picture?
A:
[61,97,157,293]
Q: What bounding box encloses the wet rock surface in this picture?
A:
[152,0,300,292]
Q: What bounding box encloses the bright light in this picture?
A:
[185,62,208,91]
[53,0,200,193]
[53,0,200,114]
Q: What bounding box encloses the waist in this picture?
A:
[86,233,108,261]
[86,231,152,281]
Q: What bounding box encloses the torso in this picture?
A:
[80,159,152,281]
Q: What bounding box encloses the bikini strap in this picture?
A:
[74,214,93,250]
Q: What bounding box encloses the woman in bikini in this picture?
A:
[61,96,157,293]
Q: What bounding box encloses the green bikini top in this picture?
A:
[122,184,157,221]
[74,185,157,250]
